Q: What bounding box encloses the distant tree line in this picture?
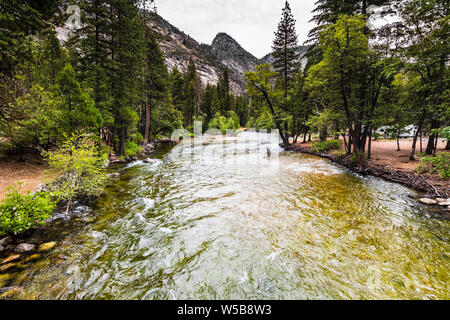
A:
[245,0,449,169]
[0,0,248,158]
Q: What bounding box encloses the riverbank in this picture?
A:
[285,139,450,203]
[0,154,47,202]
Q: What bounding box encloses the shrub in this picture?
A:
[311,139,342,153]
[43,132,108,212]
[125,141,143,157]
[417,152,450,179]
[0,184,56,235]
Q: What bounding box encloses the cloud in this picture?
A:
[154,0,316,58]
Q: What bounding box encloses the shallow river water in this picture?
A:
[3,132,450,299]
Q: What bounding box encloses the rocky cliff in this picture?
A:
[146,12,261,94]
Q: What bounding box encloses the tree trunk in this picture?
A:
[144,98,150,145]
[368,128,372,159]
[410,110,426,161]
[397,133,400,151]
[426,134,436,155]
[420,129,423,153]
[342,133,348,154]
[434,133,438,154]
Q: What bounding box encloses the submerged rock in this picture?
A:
[24,254,41,262]
[38,242,56,252]
[419,198,438,205]
[15,243,35,253]
[0,263,18,272]
[0,286,23,298]
[1,254,21,265]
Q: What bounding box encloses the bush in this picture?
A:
[43,132,108,211]
[0,184,56,235]
[125,141,143,157]
[311,139,342,153]
[417,152,450,179]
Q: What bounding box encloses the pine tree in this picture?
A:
[272,1,300,100]
[55,63,103,135]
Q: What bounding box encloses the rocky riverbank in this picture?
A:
[0,141,165,297]
[285,144,450,212]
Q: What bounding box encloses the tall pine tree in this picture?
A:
[272,1,300,100]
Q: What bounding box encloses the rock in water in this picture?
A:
[14,243,35,253]
[0,263,18,272]
[266,147,271,158]
[38,242,56,252]
[419,198,438,205]
[1,254,21,265]
[144,158,155,164]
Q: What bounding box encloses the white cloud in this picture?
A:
[154,0,317,58]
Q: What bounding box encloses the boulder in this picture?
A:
[14,243,35,253]
[436,198,447,203]
[1,254,21,265]
[38,242,56,252]
[419,198,438,205]
[0,236,12,246]
[143,158,155,164]
[438,201,450,207]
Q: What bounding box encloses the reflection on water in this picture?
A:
[3,133,450,299]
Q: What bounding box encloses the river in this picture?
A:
[3,132,449,299]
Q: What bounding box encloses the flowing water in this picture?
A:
[2,132,449,299]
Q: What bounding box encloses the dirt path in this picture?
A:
[0,155,47,202]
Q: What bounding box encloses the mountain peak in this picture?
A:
[211,32,260,75]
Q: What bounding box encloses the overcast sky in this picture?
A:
[154,0,317,59]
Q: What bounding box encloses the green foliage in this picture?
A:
[246,111,276,130]
[418,153,450,179]
[208,111,240,134]
[311,139,342,153]
[44,132,108,204]
[0,184,56,235]
[440,127,450,140]
[125,141,143,157]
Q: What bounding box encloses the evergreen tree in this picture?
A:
[55,63,103,135]
[272,1,300,99]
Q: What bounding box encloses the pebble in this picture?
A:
[0,286,23,298]
[38,242,56,252]
[419,198,438,205]
[23,254,41,262]
[1,254,21,265]
[0,263,17,273]
[15,243,36,253]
